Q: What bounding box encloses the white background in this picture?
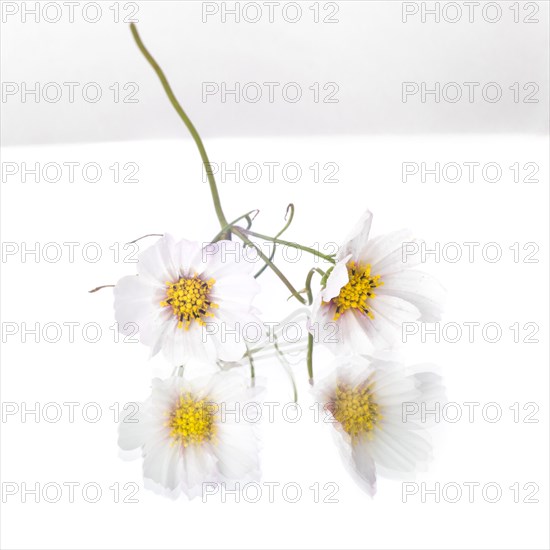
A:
[1,1,549,550]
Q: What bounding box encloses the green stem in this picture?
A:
[255,204,294,278]
[126,233,164,245]
[88,284,115,293]
[130,24,307,303]
[211,209,259,242]
[273,338,298,403]
[307,333,314,386]
[130,23,228,230]
[232,228,306,304]
[302,267,326,305]
[246,345,256,387]
[239,228,336,263]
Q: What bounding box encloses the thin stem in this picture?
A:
[244,342,256,387]
[238,228,336,263]
[88,284,115,293]
[247,351,256,387]
[171,364,185,377]
[245,341,307,360]
[273,337,298,403]
[244,307,310,355]
[211,209,259,242]
[302,267,326,305]
[307,333,314,386]
[255,203,295,278]
[127,233,164,245]
[232,228,306,304]
[130,23,228,230]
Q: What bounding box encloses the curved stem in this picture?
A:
[130,23,228,230]
[211,209,259,242]
[88,284,115,293]
[130,24,307,306]
[232,228,306,304]
[238,228,336,263]
[126,233,164,245]
[255,203,295,278]
[302,267,326,305]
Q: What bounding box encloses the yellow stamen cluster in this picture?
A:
[167,393,216,447]
[160,275,218,330]
[331,383,381,440]
[330,261,383,321]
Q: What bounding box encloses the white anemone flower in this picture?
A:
[313,355,444,496]
[310,210,444,353]
[118,371,261,499]
[114,235,261,365]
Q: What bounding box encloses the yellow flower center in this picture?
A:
[167,393,217,447]
[160,275,218,330]
[331,383,381,440]
[329,261,383,320]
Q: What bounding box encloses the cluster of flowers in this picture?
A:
[97,24,446,499]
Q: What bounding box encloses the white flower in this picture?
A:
[119,371,261,499]
[310,210,444,353]
[114,235,261,365]
[313,355,444,496]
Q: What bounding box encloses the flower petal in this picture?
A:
[321,255,351,301]
[377,270,445,322]
[365,230,422,275]
[338,210,373,260]
[136,234,179,285]
[351,437,378,496]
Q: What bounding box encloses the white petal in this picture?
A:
[338,210,373,260]
[336,311,375,354]
[364,230,421,274]
[160,444,184,491]
[370,423,432,475]
[377,270,445,322]
[181,444,218,497]
[369,294,421,331]
[351,438,377,496]
[118,402,151,451]
[142,438,175,487]
[212,423,260,479]
[203,371,249,403]
[321,255,351,301]
[309,297,348,353]
[201,241,255,279]
[209,325,248,362]
[173,239,204,277]
[113,275,164,346]
[137,234,179,285]
[413,370,446,403]
[161,322,214,366]
[211,273,260,306]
